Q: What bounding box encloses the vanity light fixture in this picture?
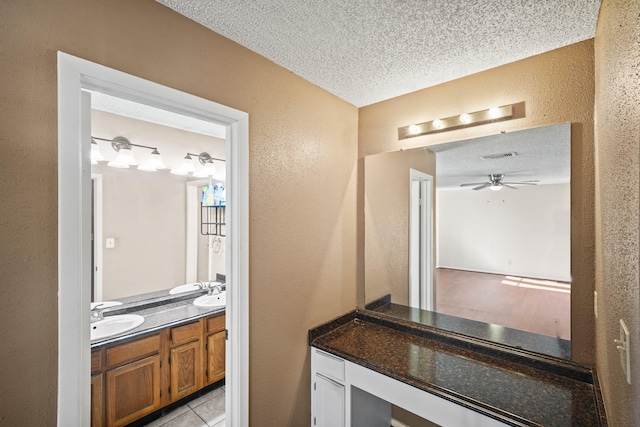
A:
[172,152,224,178]
[171,154,196,175]
[90,138,105,164]
[92,136,167,171]
[398,104,516,140]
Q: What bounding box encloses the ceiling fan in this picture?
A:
[460,174,538,191]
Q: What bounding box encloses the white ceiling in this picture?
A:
[90,91,227,139]
[429,122,570,190]
[157,0,601,107]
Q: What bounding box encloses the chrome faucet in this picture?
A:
[90,304,104,323]
[208,284,222,296]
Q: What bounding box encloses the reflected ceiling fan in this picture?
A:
[460,174,538,191]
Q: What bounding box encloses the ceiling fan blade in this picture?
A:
[503,185,519,189]
[472,184,491,191]
[460,182,488,187]
[502,182,538,185]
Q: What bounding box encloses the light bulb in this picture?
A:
[147,149,166,170]
[90,139,104,163]
[459,113,471,124]
[489,107,501,118]
[408,124,419,134]
[432,119,444,129]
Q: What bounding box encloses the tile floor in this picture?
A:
[143,386,225,427]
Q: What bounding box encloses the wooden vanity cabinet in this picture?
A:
[104,334,162,427]
[91,313,225,427]
[167,320,203,402]
[91,349,104,427]
[205,314,226,385]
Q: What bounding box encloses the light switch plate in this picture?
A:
[106,238,115,249]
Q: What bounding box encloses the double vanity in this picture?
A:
[310,307,608,427]
[90,284,226,427]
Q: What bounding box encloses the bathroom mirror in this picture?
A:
[90,107,226,303]
[364,123,571,357]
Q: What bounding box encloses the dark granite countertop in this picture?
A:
[368,300,571,359]
[310,310,607,427]
[90,293,225,349]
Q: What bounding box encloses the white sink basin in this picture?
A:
[169,283,201,295]
[91,314,144,341]
[193,292,226,308]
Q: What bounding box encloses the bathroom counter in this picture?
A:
[309,310,607,427]
[90,294,225,349]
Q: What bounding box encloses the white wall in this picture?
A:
[96,165,188,299]
[437,183,570,281]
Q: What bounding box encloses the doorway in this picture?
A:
[409,169,434,311]
[57,52,249,426]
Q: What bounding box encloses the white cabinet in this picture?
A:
[311,346,510,427]
[313,373,345,427]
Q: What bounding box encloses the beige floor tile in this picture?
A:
[143,405,191,427]
[191,393,225,426]
[158,410,207,427]
[187,387,225,409]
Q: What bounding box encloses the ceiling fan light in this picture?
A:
[489,183,503,191]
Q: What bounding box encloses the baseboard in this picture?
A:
[436,265,571,283]
[391,419,411,427]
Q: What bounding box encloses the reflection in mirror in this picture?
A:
[90,106,226,304]
[365,123,571,358]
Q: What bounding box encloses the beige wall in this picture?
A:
[364,147,436,304]
[0,1,357,426]
[358,41,596,364]
[594,0,640,425]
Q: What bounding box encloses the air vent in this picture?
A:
[480,152,518,160]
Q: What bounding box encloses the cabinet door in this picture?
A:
[91,373,103,427]
[206,331,226,384]
[170,340,202,401]
[105,355,161,427]
[313,373,345,427]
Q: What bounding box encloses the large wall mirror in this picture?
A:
[90,94,227,304]
[364,123,571,358]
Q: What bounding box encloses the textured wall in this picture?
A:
[364,147,436,304]
[359,41,596,364]
[0,1,357,426]
[594,0,640,425]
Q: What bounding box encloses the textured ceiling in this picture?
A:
[157,0,600,107]
[90,91,226,139]
[430,122,570,190]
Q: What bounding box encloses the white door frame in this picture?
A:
[91,173,103,302]
[57,52,249,427]
[409,169,434,311]
[186,178,211,283]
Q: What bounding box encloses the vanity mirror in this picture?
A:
[364,123,571,358]
[90,108,226,305]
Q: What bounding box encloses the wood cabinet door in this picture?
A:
[206,331,226,384]
[91,373,104,427]
[170,340,202,402]
[105,355,161,427]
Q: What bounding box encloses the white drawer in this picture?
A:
[314,349,344,382]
